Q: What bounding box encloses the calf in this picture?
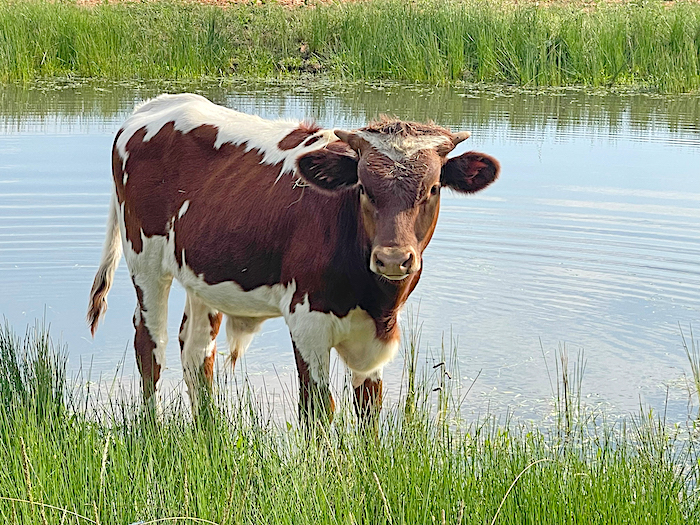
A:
[88,93,500,421]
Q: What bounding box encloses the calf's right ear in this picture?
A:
[297,146,359,192]
[441,151,500,194]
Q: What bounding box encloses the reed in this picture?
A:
[1,0,699,91]
[0,321,698,523]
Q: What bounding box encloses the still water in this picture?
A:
[1,79,700,421]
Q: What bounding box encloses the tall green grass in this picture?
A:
[0,321,699,524]
[1,0,699,91]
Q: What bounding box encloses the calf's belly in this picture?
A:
[175,264,288,318]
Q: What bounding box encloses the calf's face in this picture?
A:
[297,124,500,281]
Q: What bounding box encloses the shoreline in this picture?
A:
[0,320,698,523]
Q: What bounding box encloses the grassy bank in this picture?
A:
[0,322,699,524]
[1,0,700,92]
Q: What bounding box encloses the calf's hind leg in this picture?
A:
[179,292,222,415]
[132,275,172,403]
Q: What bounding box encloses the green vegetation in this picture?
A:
[0,321,699,524]
[1,0,700,91]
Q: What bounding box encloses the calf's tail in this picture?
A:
[88,192,123,336]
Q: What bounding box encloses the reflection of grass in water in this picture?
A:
[1,0,700,92]
[0,321,699,524]
[5,78,700,140]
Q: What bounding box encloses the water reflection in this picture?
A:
[2,79,700,142]
[1,79,699,422]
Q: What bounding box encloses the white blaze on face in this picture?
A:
[355,130,452,162]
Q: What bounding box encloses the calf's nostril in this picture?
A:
[374,253,385,268]
[401,252,413,270]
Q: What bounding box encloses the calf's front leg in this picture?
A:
[292,341,334,424]
[352,369,383,426]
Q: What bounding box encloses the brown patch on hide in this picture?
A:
[209,312,223,338]
[278,129,310,150]
[202,348,216,383]
[303,135,320,147]
[112,129,125,205]
[201,313,222,383]
[294,342,311,410]
[229,346,240,370]
[131,282,160,397]
[134,317,160,398]
[133,282,145,310]
[118,123,224,254]
[278,121,322,150]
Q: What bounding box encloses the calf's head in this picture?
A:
[297,120,500,281]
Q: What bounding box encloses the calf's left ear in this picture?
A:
[441,151,500,194]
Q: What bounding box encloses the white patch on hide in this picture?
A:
[285,294,399,384]
[178,200,190,219]
[174,263,290,319]
[115,93,340,178]
[334,308,399,375]
[284,292,335,385]
[118,210,174,373]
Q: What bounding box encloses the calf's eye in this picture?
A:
[430,185,440,196]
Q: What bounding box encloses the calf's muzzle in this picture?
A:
[371,246,420,280]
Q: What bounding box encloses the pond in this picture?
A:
[1,79,700,421]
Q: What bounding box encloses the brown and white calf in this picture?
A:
[87,93,500,421]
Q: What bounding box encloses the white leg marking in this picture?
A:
[179,292,218,413]
[285,294,334,386]
[133,273,172,373]
[122,225,174,402]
